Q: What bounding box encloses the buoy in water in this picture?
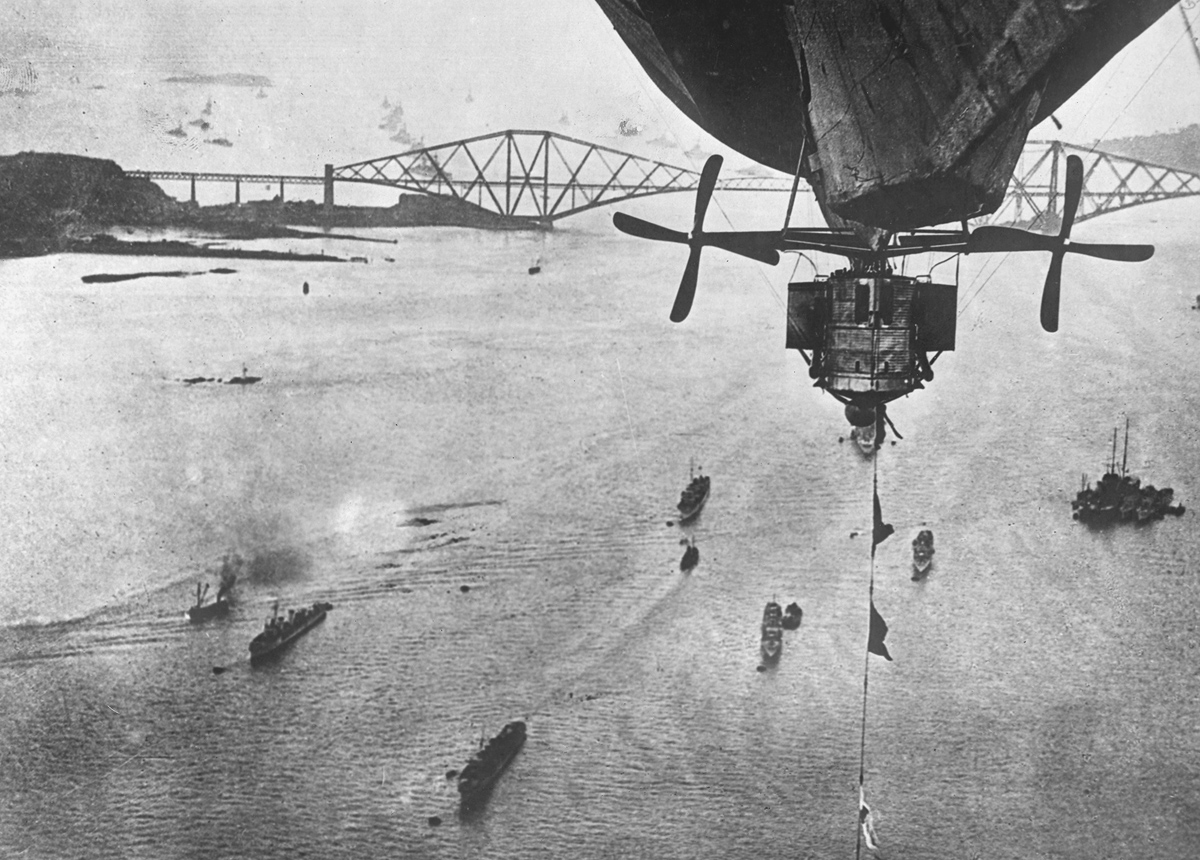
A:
[302,281,309,295]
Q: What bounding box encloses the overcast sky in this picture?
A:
[0,1,1197,174]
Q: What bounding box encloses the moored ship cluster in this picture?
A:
[1072,422,1185,526]
[1073,474,1184,524]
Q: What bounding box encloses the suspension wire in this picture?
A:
[1183,5,1200,74]
[782,121,811,233]
[958,7,1200,321]
[1085,7,1200,152]
[957,250,1012,319]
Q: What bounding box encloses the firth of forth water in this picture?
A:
[2,193,1199,859]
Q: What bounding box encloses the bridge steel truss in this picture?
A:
[331,129,792,223]
[128,135,1200,229]
[124,170,322,204]
[985,140,1200,228]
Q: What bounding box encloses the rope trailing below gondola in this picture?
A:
[857,457,894,859]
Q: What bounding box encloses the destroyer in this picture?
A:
[760,601,783,665]
[458,720,527,811]
[677,461,710,524]
[912,530,935,579]
[249,600,333,665]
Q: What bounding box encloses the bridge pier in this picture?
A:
[190,176,196,204]
[278,178,285,202]
[235,178,241,205]
[324,164,334,213]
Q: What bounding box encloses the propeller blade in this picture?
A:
[1059,154,1083,240]
[967,225,1058,254]
[1065,242,1155,263]
[896,234,968,250]
[669,155,721,322]
[1041,251,1065,333]
[671,246,702,323]
[701,231,782,266]
[613,212,688,245]
[692,155,722,234]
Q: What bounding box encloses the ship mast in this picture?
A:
[1109,427,1118,474]
[1121,417,1130,477]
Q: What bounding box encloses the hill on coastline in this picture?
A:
[0,152,177,243]
[0,151,540,256]
[1098,124,1200,173]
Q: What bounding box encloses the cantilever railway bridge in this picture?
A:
[992,140,1200,227]
[127,130,1200,227]
[128,130,792,224]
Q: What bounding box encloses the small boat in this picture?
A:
[912,530,935,578]
[459,720,527,811]
[680,542,700,572]
[850,419,877,455]
[677,460,710,523]
[760,601,783,664]
[227,365,262,386]
[782,602,803,630]
[187,556,238,621]
[249,601,333,665]
[187,582,230,622]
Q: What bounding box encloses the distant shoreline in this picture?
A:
[68,236,347,263]
[0,151,545,260]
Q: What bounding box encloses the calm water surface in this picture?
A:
[1,195,1199,859]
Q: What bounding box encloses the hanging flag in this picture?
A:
[871,487,894,555]
[868,600,893,661]
[859,788,881,852]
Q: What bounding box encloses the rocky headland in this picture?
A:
[0,151,542,259]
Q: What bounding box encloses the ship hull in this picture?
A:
[458,745,524,811]
[458,722,527,812]
[760,602,783,665]
[677,486,709,524]
[249,608,328,665]
[851,423,876,456]
[187,599,230,622]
